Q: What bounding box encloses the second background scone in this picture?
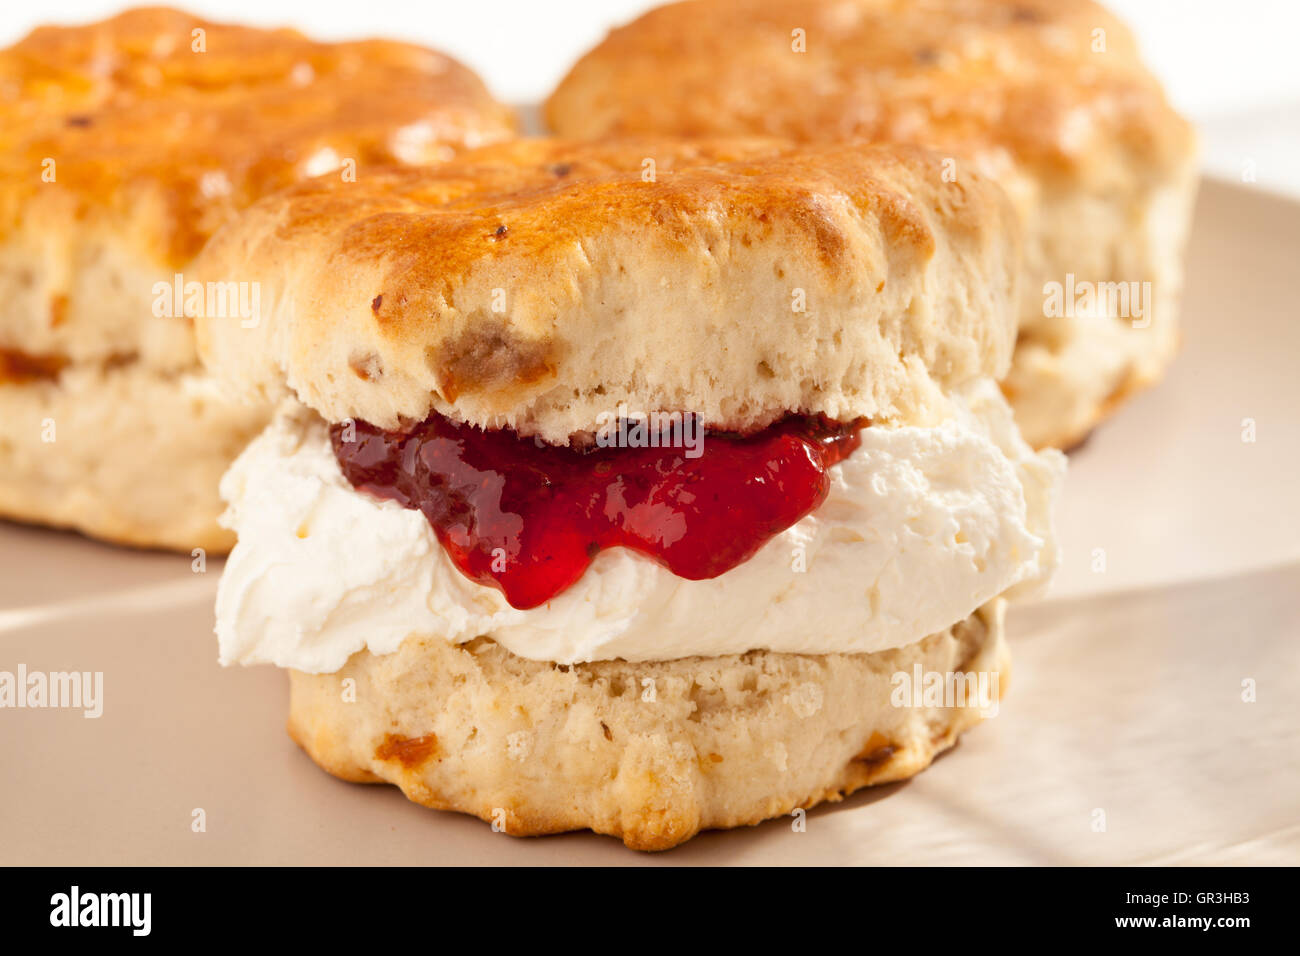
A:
[546,0,1199,449]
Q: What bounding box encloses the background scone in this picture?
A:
[198,138,1064,849]
[546,0,1199,449]
[0,6,516,550]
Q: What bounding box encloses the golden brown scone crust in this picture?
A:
[194,137,1022,440]
[545,0,1199,449]
[0,5,517,367]
[289,604,1007,851]
[0,5,516,265]
[0,7,516,550]
[545,0,1193,187]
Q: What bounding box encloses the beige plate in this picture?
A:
[1,180,1298,865]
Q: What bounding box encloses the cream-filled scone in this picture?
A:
[0,7,516,551]
[195,138,1064,850]
[545,0,1199,449]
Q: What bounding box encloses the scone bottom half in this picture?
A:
[288,606,1008,852]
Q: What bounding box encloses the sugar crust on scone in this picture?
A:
[289,603,1007,850]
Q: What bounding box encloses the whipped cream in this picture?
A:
[216,382,1063,671]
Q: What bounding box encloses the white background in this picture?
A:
[4,0,1298,192]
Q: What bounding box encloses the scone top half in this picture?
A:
[195,138,1019,441]
[0,5,517,371]
[199,138,1064,670]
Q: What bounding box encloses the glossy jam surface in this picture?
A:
[331,412,865,609]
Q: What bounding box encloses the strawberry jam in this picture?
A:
[331,411,865,609]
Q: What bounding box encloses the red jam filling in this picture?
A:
[330,411,866,610]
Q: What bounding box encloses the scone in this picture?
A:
[195,139,1064,850]
[545,0,1199,449]
[0,7,516,551]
